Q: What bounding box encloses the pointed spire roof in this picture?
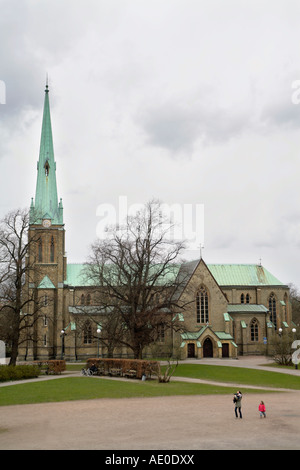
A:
[30,82,63,225]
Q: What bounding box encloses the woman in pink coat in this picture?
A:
[259,401,266,418]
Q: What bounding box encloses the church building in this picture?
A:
[20,85,293,361]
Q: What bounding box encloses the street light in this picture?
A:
[97,328,101,358]
[292,328,298,370]
[60,329,66,360]
[278,327,283,364]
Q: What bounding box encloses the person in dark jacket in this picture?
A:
[233,391,242,418]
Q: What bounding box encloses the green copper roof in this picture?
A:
[30,83,63,225]
[64,261,284,288]
[38,275,56,289]
[65,264,96,287]
[65,263,181,287]
[181,327,206,340]
[207,264,284,286]
[227,304,269,314]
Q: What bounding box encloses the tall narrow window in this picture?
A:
[50,236,55,262]
[196,287,209,323]
[86,293,91,305]
[250,318,259,342]
[81,294,85,306]
[246,293,250,304]
[241,293,244,304]
[269,293,277,330]
[45,161,49,176]
[38,239,43,262]
[284,293,288,322]
[157,323,165,342]
[83,321,92,344]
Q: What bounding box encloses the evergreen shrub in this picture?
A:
[0,364,41,382]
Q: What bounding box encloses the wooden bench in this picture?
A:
[109,368,122,376]
[124,369,137,378]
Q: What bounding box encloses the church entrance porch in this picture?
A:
[180,326,237,359]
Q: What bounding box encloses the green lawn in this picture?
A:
[0,363,298,407]
[0,376,267,406]
[170,364,300,390]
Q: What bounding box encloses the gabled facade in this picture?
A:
[19,86,293,361]
[172,259,291,359]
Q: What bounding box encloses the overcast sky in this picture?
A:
[1,0,300,287]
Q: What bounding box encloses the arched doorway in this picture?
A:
[203,337,213,358]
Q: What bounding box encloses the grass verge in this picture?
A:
[0,377,268,406]
[170,364,300,390]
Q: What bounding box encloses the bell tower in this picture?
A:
[27,82,66,359]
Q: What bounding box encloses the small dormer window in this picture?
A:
[45,161,50,176]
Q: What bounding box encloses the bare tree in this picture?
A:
[0,209,44,365]
[84,200,191,359]
[288,283,300,326]
[268,330,295,366]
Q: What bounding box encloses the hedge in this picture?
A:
[33,360,66,375]
[86,358,160,379]
[0,364,41,382]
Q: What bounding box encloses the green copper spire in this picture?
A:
[30,82,63,225]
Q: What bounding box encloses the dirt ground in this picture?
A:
[1,392,300,450]
[0,357,299,451]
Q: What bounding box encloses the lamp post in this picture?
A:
[278,327,283,364]
[60,329,66,360]
[97,328,101,358]
[292,328,298,370]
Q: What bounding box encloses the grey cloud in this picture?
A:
[260,98,300,129]
[138,97,250,154]
[0,0,102,120]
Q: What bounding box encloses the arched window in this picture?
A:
[241,293,244,304]
[246,293,250,304]
[80,294,85,306]
[250,318,259,342]
[269,293,277,330]
[50,236,55,262]
[83,321,92,344]
[86,293,91,305]
[196,287,209,323]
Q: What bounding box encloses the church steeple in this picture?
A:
[30,82,63,225]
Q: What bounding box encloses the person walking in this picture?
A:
[259,401,266,418]
[233,390,243,419]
